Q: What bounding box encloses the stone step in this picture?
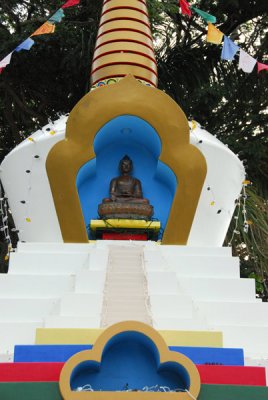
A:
[0,275,74,298]
[177,277,256,302]
[44,316,100,328]
[60,293,103,317]
[17,242,94,254]
[198,301,268,326]
[0,298,59,321]
[9,252,90,275]
[0,322,43,353]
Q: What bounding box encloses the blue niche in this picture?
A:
[76,115,177,238]
[70,331,190,392]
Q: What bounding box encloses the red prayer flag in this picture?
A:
[62,0,80,8]
[179,0,192,17]
[0,67,4,74]
[257,62,268,73]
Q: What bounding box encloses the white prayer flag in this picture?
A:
[238,49,257,73]
[0,52,13,68]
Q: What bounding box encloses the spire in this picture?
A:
[91,0,158,88]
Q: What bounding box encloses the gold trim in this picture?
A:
[46,76,206,244]
[59,321,201,400]
[91,65,158,86]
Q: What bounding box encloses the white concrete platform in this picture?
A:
[177,277,256,302]
[75,271,106,293]
[0,298,59,320]
[0,275,74,298]
[9,252,90,275]
[0,321,43,353]
[219,325,268,358]
[198,301,268,326]
[16,242,95,253]
[60,293,103,317]
[145,252,239,278]
[44,316,101,328]
[150,294,194,318]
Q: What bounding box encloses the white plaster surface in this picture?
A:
[0,118,245,246]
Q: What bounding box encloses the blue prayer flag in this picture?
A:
[15,38,35,52]
[49,9,65,23]
[221,36,239,61]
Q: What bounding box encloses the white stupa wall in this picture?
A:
[0,117,244,246]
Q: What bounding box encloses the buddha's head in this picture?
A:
[119,155,133,175]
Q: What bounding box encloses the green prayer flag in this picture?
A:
[192,7,216,24]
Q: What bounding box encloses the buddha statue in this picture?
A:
[98,155,153,220]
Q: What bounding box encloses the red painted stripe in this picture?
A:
[101,7,149,18]
[197,365,266,386]
[91,61,158,77]
[102,233,147,240]
[97,28,152,41]
[99,17,151,30]
[0,363,266,386]
[93,50,156,65]
[95,39,154,52]
[91,74,156,87]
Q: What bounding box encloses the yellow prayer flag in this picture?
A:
[31,22,55,37]
[207,23,223,45]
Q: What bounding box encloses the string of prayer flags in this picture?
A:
[15,38,35,52]
[61,0,80,9]
[238,49,257,73]
[191,7,216,24]
[31,21,56,37]
[0,52,13,73]
[49,9,65,23]
[221,36,239,61]
[207,23,223,44]
[179,0,192,17]
[257,62,268,73]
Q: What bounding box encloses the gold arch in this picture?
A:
[46,76,207,244]
[59,320,201,400]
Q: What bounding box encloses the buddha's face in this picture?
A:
[120,159,132,174]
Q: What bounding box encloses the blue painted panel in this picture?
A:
[169,346,244,366]
[76,115,177,239]
[14,345,244,366]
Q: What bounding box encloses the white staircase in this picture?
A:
[0,240,268,365]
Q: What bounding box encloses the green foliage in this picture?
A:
[0,0,267,286]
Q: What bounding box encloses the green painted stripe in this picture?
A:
[0,382,268,400]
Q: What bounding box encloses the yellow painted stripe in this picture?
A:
[36,328,223,347]
[90,219,160,231]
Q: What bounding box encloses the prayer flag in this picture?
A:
[238,49,257,73]
[207,23,223,44]
[0,52,13,68]
[15,38,35,52]
[0,68,4,74]
[62,0,80,9]
[179,0,192,17]
[31,21,55,37]
[49,9,65,23]
[257,62,268,73]
[221,36,239,61]
[191,7,216,23]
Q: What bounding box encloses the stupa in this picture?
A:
[0,0,268,398]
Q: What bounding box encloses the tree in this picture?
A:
[0,0,267,288]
